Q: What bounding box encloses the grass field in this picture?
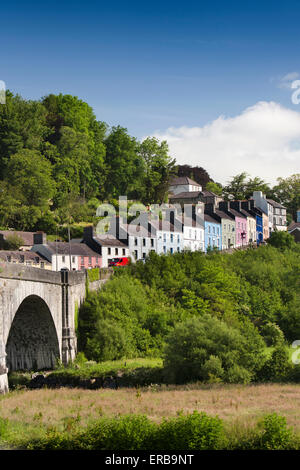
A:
[1,383,300,432]
[1,357,300,449]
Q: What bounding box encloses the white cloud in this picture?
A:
[149,101,300,186]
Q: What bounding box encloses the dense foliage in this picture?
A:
[0,90,297,235]
[78,244,300,383]
[0,91,176,231]
[1,411,299,450]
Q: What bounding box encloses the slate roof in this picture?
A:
[169,176,200,186]
[0,250,50,265]
[213,209,233,220]
[169,191,202,199]
[0,231,37,246]
[288,222,300,232]
[46,242,100,256]
[93,235,128,247]
[204,213,221,224]
[266,199,286,209]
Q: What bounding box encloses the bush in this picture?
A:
[153,411,226,450]
[201,355,224,383]
[257,345,292,382]
[85,318,131,361]
[260,413,295,450]
[261,322,284,347]
[225,364,252,384]
[163,315,265,384]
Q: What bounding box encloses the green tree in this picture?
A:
[163,315,265,384]
[267,231,297,250]
[138,137,176,204]
[272,174,300,220]
[104,126,144,199]
[5,149,55,208]
[205,181,223,196]
[223,173,271,200]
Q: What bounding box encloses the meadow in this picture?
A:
[0,381,300,449]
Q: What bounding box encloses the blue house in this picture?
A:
[204,214,222,252]
[241,200,264,244]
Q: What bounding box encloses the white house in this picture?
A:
[169,176,202,195]
[252,191,287,235]
[126,222,157,261]
[182,217,205,252]
[83,226,130,268]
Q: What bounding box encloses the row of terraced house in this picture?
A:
[0,176,290,270]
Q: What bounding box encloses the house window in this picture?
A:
[72,256,75,264]
[134,237,138,246]
[115,248,118,255]
[142,252,146,259]
[122,248,126,255]
[108,248,111,255]
[62,256,65,262]
[170,234,174,243]
[88,257,92,265]
[163,246,166,254]
[143,238,146,246]
[163,234,166,242]
[134,250,138,259]
[170,248,173,254]
[151,238,154,247]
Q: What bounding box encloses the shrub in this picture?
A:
[260,413,295,450]
[85,318,132,361]
[257,345,291,382]
[163,315,265,384]
[261,322,284,347]
[153,411,226,450]
[201,355,224,383]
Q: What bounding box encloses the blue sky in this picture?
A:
[1,0,300,182]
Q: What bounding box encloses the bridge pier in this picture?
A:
[0,342,8,394]
[0,264,111,394]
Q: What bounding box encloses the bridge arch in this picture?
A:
[6,295,60,372]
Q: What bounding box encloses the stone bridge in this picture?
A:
[0,263,111,393]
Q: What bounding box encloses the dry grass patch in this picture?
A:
[1,383,300,432]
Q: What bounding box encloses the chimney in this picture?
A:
[205,202,215,214]
[219,201,229,212]
[84,225,94,241]
[34,232,47,245]
[241,200,251,211]
[230,201,241,212]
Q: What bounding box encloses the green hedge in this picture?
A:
[22,412,300,450]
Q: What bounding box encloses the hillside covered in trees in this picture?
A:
[0,91,177,232]
[0,91,299,234]
[78,241,300,384]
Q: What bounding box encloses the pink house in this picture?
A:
[219,202,248,247]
